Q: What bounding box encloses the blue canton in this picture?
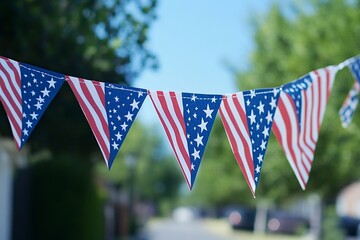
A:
[182,93,222,188]
[339,84,359,127]
[282,74,312,130]
[350,58,360,83]
[243,88,280,186]
[105,84,147,168]
[20,63,64,147]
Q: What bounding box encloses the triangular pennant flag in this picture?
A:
[182,93,222,188]
[219,88,281,196]
[67,76,147,169]
[0,57,65,149]
[339,81,360,127]
[148,90,222,189]
[339,57,360,127]
[272,66,338,190]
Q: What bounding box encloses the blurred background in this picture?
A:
[1,0,360,239]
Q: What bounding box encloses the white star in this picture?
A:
[248,110,256,124]
[211,96,217,103]
[23,129,28,136]
[203,104,214,118]
[41,88,50,97]
[265,111,273,124]
[260,140,266,150]
[262,126,269,138]
[138,91,144,98]
[257,154,263,162]
[47,78,56,88]
[191,148,200,160]
[115,132,122,140]
[30,112,38,120]
[31,91,35,96]
[130,99,140,111]
[125,111,134,121]
[36,96,45,103]
[250,90,256,98]
[273,88,280,96]
[22,113,27,118]
[269,97,277,109]
[25,120,33,128]
[194,133,204,147]
[257,101,264,114]
[191,94,197,101]
[246,99,251,106]
[34,102,43,109]
[112,141,119,150]
[191,163,195,170]
[256,124,260,130]
[120,122,128,131]
[197,118,208,132]
[114,96,119,102]
[255,165,261,173]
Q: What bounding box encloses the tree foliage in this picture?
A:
[188,0,360,206]
[0,0,157,156]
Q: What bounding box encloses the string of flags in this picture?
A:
[0,54,359,196]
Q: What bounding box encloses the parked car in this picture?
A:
[226,206,256,231]
[339,216,360,236]
[266,211,309,235]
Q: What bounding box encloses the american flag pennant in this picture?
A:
[339,82,360,128]
[0,57,65,149]
[67,76,147,169]
[272,66,338,190]
[339,57,360,127]
[219,88,281,196]
[148,90,222,190]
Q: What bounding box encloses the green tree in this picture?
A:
[188,0,360,206]
[0,0,157,155]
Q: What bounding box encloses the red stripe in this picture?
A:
[276,96,306,186]
[67,77,110,159]
[0,61,22,117]
[220,95,254,192]
[300,91,314,170]
[231,96,255,176]
[157,92,190,169]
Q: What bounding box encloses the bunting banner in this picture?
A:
[219,88,281,196]
[0,55,358,195]
[339,57,360,127]
[339,81,360,128]
[272,66,337,190]
[148,91,222,189]
[0,56,65,149]
[67,76,147,169]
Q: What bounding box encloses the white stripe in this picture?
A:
[0,61,22,117]
[69,77,109,157]
[221,94,255,192]
[149,91,191,183]
[274,95,306,189]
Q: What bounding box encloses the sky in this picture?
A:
[134,0,274,125]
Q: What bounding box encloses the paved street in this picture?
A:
[146,218,226,240]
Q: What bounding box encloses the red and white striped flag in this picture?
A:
[272,66,338,189]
